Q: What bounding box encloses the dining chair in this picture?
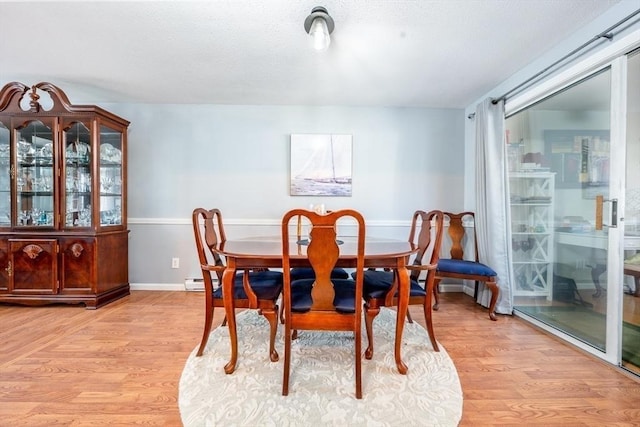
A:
[191,208,283,360]
[358,210,444,357]
[279,214,350,323]
[433,211,499,321]
[281,208,366,399]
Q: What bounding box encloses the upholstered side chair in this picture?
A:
[358,210,444,356]
[434,211,499,321]
[191,208,283,359]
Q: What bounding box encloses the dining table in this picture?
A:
[215,235,418,375]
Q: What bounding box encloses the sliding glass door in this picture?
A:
[506,45,639,371]
[506,68,614,354]
[622,50,640,375]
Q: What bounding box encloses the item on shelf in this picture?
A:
[38,142,53,163]
[17,139,35,164]
[100,143,121,163]
[66,140,90,160]
[556,216,592,233]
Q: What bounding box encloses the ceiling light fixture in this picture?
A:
[304,6,334,51]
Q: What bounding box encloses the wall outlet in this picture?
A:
[171,257,180,269]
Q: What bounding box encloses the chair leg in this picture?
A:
[196,296,214,357]
[279,302,285,324]
[221,315,227,327]
[432,278,441,311]
[486,278,499,321]
[355,327,362,399]
[424,280,440,352]
[364,304,380,360]
[261,307,280,362]
[406,310,414,323]
[282,323,291,396]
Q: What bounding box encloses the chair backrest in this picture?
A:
[281,208,366,313]
[443,211,478,262]
[192,208,227,283]
[408,210,445,281]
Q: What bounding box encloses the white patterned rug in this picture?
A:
[179,308,462,426]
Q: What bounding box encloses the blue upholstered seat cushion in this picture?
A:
[212,270,283,301]
[437,259,497,277]
[355,270,426,299]
[289,267,349,281]
[288,278,357,314]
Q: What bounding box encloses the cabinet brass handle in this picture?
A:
[5,261,11,277]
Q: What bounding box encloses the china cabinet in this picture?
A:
[509,172,555,299]
[0,82,129,308]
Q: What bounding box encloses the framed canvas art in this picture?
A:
[290,134,352,196]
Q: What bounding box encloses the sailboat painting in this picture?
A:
[290,134,352,196]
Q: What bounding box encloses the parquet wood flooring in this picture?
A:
[1,291,638,426]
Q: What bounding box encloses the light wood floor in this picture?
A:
[1,291,639,426]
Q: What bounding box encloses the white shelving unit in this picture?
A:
[509,172,555,299]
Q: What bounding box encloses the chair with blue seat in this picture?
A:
[192,207,283,360]
[359,210,444,358]
[280,214,350,323]
[281,208,366,399]
[433,211,499,321]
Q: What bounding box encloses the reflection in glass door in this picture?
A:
[507,68,613,353]
[622,50,640,375]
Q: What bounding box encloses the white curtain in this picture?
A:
[474,98,513,314]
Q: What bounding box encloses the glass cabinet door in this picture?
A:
[0,121,9,227]
[63,121,92,228]
[99,124,122,226]
[16,119,55,227]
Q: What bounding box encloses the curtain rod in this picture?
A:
[490,8,640,106]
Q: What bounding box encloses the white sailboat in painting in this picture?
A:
[290,134,352,196]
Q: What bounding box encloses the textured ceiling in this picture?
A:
[0,0,624,107]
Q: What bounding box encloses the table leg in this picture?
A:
[222,265,238,374]
[394,259,409,375]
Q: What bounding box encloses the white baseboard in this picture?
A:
[130,283,186,291]
[439,282,464,293]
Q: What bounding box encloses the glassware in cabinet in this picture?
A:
[15,119,55,227]
[63,121,92,228]
[0,122,10,226]
[99,125,123,226]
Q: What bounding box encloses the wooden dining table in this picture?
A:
[215,236,417,375]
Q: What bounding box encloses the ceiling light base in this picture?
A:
[304,6,334,35]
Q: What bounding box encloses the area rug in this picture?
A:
[179,308,463,426]
[517,305,640,366]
